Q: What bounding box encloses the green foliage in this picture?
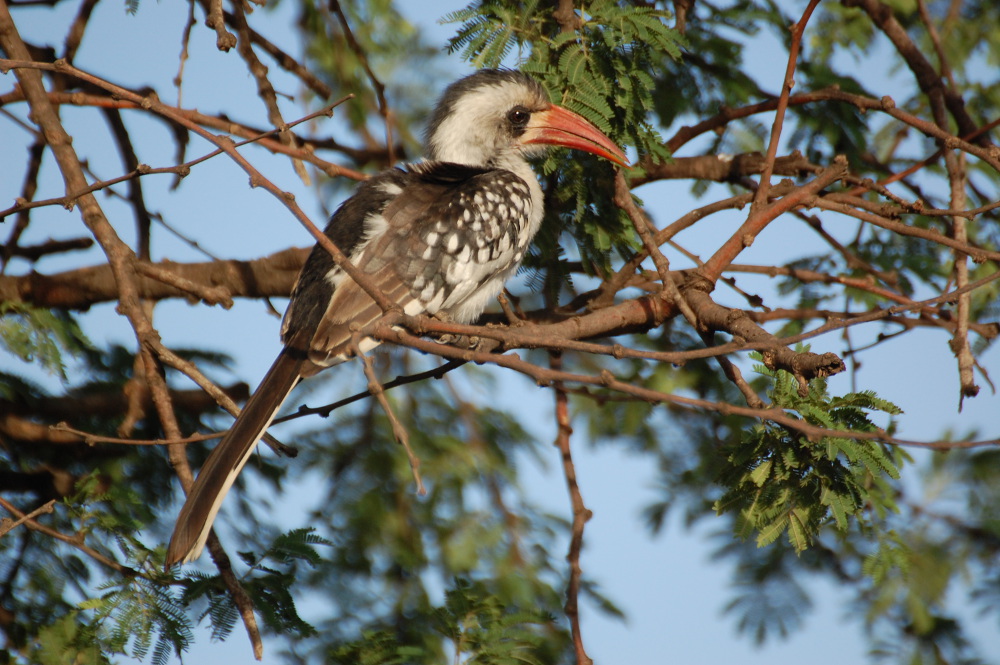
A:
[862,534,988,665]
[295,369,560,589]
[433,578,553,665]
[445,0,685,279]
[28,612,105,665]
[328,629,413,665]
[31,479,192,665]
[329,578,554,665]
[443,0,539,68]
[716,353,905,553]
[80,575,193,665]
[0,303,92,382]
[447,0,682,157]
[180,528,332,641]
[718,541,813,644]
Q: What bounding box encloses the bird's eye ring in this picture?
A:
[507,106,530,127]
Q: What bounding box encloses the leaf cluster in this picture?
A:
[716,354,905,553]
[328,578,556,665]
[179,528,331,641]
[0,304,93,383]
[446,0,685,278]
[80,575,192,665]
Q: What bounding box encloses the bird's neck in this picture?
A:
[498,155,545,242]
[421,147,546,242]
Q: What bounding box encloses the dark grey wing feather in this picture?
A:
[281,169,409,346]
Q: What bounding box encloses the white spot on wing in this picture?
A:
[420,282,438,303]
[325,267,345,288]
[425,289,445,312]
[364,213,388,240]
[380,182,403,196]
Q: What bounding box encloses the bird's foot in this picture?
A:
[434,333,480,350]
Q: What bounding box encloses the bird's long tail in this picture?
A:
[166,348,304,566]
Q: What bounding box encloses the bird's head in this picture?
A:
[424,69,628,169]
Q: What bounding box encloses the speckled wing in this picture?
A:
[279,170,407,365]
[297,161,535,373]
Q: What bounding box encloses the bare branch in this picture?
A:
[329,0,396,164]
[353,332,425,495]
[752,0,823,212]
[550,351,593,665]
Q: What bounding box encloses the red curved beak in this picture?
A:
[524,105,630,167]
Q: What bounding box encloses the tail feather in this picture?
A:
[166,349,304,566]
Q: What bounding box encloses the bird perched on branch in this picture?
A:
[166,69,628,566]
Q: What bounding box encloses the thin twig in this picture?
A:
[550,352,592,665]
[0,497,138,575]
[751,0,822,212]
[50,422,221,446]
[0,499,55,538]
[0,98,355,221]
[329,0,395,164]
[614,171,699,327]
[352,333,425,495]
[173,0,197,105]
[0,87,368,179]
[273,359,466,424]
[135,261,234,308]
[61,0,97,64]
[230,0,309,183]
[216,4,333,99]
[699,157,849,285]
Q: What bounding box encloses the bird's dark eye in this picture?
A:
[506,106,531,127]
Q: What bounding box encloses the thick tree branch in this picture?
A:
[0,247,307,309]
[377,324,996,450]
[634,151,818,184]
[1,382,248,433]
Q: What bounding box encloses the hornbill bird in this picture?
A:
[166,69,628,566]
